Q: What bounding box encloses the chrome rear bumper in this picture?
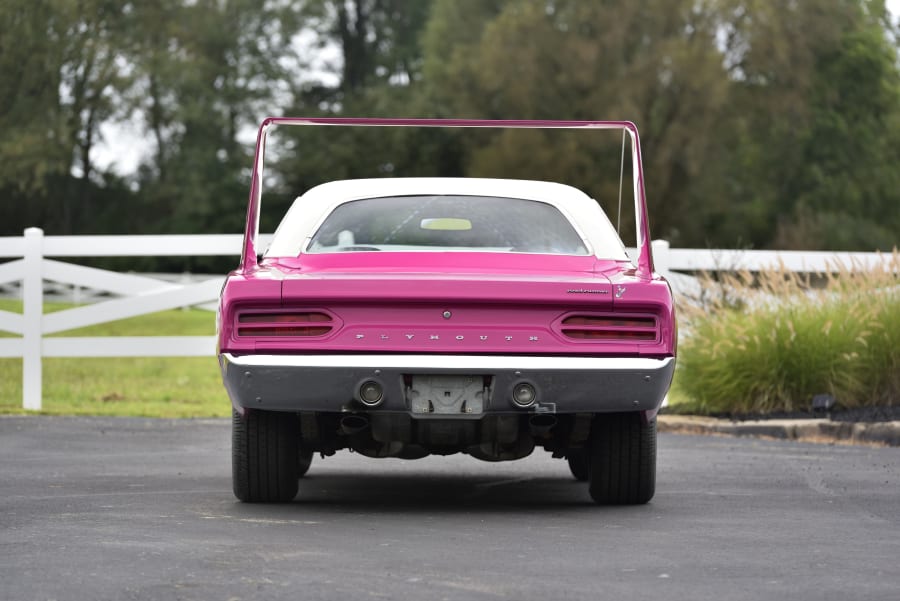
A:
[219,353,675,415]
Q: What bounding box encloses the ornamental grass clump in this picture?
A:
[674,252,899,415]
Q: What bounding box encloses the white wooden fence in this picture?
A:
[0,228,264,410]
[0,228,893,410]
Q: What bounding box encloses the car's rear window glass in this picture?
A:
[305,195,589,254]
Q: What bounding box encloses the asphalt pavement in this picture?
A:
[1,416,899,601]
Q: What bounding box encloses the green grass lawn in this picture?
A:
[0,299,230,418]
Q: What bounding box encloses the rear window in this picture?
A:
[305,195,590,255]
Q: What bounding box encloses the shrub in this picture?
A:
[673,252,899,415]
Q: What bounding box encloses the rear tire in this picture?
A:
[567,450,589,481]
[233,410,300,502]
[588,413,656,505]
[297,448,313,478]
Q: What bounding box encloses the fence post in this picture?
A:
[22,227,44,411]
[651,239,671,278]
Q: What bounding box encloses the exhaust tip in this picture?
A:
[511,382,537,408]
[358,380,384,407]
[529,414,557,435]
[340,415,370,435]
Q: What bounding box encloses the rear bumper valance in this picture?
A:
[220,353,675,415]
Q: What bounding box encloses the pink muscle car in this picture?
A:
[218,118,676,505]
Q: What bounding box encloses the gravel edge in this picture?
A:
[658,415,900,446]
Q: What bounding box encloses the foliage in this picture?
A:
[0,0,134,234]
[422,1,728,243]
[1,0,899,260]
[672,254,900,414]
[721,1,900,251]
[415,0,900,250]
[0,1,300,244]
[126,0,302,238]
[298,0,434,94]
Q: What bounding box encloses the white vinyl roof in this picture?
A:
[264,177,629,260]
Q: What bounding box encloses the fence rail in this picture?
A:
[0,228,894,410]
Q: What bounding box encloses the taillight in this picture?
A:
[237,311,333,337]
[559,314,658,342]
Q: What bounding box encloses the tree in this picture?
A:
[126,0,303,244]
[417,0,900,250]
[717,0,900,250]
[2,0,897,255]
[419,0,732,247]
[1,0,304,261]
[295,0,434,98]
[0,0,67,195]
[269,0,442,228]
[0,0,134,235]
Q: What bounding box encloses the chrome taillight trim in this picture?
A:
[234,308,339,338]
[553,312,659,343]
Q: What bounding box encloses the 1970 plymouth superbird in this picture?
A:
[218,118,675,504]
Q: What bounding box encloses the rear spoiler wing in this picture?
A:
[242,118,655,278]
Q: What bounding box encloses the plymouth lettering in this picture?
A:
[351,333,546,342]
